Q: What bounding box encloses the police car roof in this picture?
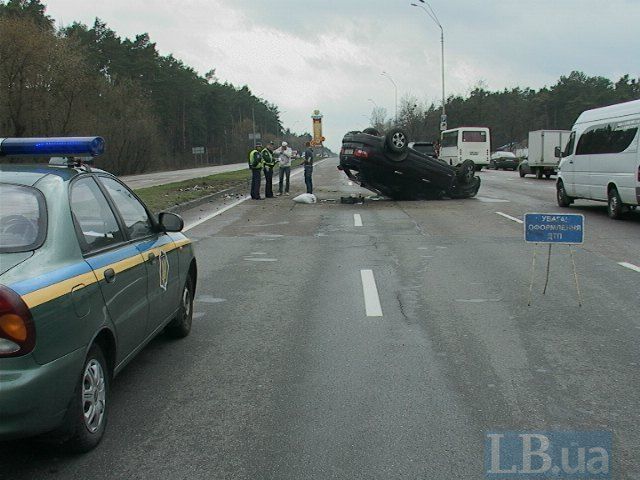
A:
[0,164,106,186]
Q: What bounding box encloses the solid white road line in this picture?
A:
[184,158,334,232]
[184,196,250,231]
[354,213,363,227]
[619,262,640,273]
[360,269,383,317]
[495,211,524,224]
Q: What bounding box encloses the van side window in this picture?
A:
[576,122,639,155]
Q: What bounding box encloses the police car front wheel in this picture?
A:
[166,275,194,338]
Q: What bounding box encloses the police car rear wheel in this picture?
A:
[64,345,109,452]
[166,275,194,338]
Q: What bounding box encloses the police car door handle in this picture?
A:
[103,268,116,283]
[147,252,157,264]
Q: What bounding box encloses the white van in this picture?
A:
[439,127,490,170]
[556,99,640,219]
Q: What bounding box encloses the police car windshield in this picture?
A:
[0,184,46,253]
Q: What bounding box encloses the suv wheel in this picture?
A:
[457,160,476,184]
[384,128,409,154]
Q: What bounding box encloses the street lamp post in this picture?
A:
[411,0,447,131]
[381,71,398,125]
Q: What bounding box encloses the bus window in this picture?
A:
[462,131,487,142]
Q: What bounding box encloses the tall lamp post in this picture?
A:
[381,71,398,125]
[411,0,446,131]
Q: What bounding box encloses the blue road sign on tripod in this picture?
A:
[524,213,584,244]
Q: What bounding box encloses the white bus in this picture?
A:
[439,127,491,170]
[556,99,640,219]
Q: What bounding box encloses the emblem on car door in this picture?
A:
[159,250,169,291]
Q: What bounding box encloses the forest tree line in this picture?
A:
[374,72,639,150]
[0,0,312,174]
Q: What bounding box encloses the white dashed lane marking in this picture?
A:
[619,262,640,273]
[354,214,363,227]
[360,269,383,317]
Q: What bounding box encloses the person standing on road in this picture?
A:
[261,141,276,198]
[302,141,314,194]
[275,141,292,196]
[248,142,264,200]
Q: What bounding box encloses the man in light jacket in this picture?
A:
[274,141,292,196]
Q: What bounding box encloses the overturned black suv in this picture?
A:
[338,128,481,200]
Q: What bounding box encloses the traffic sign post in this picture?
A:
[524,213,584,307]
[192,146,206,165]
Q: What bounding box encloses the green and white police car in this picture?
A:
[0,137,197,451]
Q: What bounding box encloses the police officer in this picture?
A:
[302,141,314,194]
[248,142,264,200]
[261,141,276,198]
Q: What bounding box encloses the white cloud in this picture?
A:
[44,0,640,152]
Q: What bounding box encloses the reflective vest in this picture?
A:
[261,148,275,168]
[248,149,263,170]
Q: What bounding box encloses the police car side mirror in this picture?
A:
[158,212,184,232]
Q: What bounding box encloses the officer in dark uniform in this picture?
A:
[303,141,314,194]
[248,142,264,200]
[261,141,276,198]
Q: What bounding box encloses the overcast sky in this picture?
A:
[45,0,640,152]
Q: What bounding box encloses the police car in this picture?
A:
[0,137,197,451]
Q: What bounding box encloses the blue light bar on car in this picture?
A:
[0,137,105,157]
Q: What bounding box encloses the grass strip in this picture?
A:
[134,169,250,212]
[135,159,304,212]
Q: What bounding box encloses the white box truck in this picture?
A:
[520,130,571,179]
[556,99,640,219]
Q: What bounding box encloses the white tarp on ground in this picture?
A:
[292,193,317,204]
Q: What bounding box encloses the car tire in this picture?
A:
[556,181,574,207]
[607,187,625,220]
[362,127,380,136]
[457,159,476,184]
[384,128,409,154]
[545,173,551,179]
[63,345,109,453]
[166,274,195,338]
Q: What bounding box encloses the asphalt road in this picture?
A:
[2,161,639,479]
[121,162,247,189]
